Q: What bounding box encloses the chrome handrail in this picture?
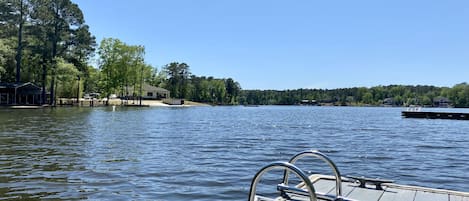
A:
[283,150,342,199]
[248,161,317,201]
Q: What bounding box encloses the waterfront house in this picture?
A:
[125,84,170,100]
[383,98,395,106]
[300,99,318,105]
[433,97,452,107]
[0,82,43,105]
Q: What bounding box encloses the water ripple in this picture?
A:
[0,106,468,200]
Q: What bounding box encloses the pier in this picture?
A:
[402,111,469,120]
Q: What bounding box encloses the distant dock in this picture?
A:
[402,111,469,120]
[123,104,150,107]
[1,105,47,109]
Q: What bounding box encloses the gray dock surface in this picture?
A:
[402,111,469,120]
[268,175,469,201]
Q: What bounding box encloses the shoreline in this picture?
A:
[108,99,210,107]
[52,98,211,107]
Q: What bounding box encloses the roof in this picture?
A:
[142,84,169,92]
[433,97,451,102]
[0,82,41,90]
[125,84,169,92]
[0,83,21,88]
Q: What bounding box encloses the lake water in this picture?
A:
[0,106,468,200]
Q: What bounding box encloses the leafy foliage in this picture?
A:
[159,63,241,104]
[185,76,240,105]
[2,1,466,108]
[239,84,469,108]
[162,62,190,99]
[98,38,165,99]
[0,0,95,104]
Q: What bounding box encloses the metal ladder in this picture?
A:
[248,150,344,201]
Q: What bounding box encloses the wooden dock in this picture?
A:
[123,104,150,107]
[57,98,104,107]
[1,105,46,109]
[402,111,469,120]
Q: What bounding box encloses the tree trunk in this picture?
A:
[41,58,46,105]
[49,73,55,105]
[49,3,59,106]
[15,0,24,83]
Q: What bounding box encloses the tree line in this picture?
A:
[0,1,242,105]
[0,0,95,104]
[240,83,469,108]
[160,61,241,105]
[94,40,242,105]
[2,1,467,107]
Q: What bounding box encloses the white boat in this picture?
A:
[249,150,469,201]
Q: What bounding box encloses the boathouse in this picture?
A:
[0,82,43,105]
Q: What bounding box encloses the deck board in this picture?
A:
[414,191,448,201]
[325,183,357,197]
[289,176,468,201]
[311,178,335,194]
[449,195,463,201]
[379,187,416,201]
[347,186,386,201]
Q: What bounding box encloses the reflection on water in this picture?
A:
[0,108,90,200]
[0,106,468,200]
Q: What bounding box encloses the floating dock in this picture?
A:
[279,174,469,201]
[0,105,49,109]
[123,104,150,107]
[402,111,469,120]
[249,150,469,201]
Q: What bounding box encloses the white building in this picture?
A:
[125,84,170,100]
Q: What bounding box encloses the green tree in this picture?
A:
[55,58,79,98]
[0,39,15,81]
[29,0,93,104]
[65,24,96,74]
[83,66,101,94]
[449,83,469,107]
[146,66,165,87]
[98,38,121,98]
[225,78,241,104]
[98,38,147,100]
[0,0,29,83]
[163,62,190,98]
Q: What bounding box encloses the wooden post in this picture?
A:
[76,75,80,106]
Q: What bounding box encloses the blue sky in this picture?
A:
[72,0,469,90]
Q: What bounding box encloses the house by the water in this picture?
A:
[0,82,44,105]
[124,83,170,100]
[300,99,318,105]
[433,97,452,107]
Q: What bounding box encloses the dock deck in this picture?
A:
[250,150,469,201]
[402,111,469,120]
[272,175,469,201]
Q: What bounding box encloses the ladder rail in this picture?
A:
[283,150,343,199]
[248,161,317,201]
